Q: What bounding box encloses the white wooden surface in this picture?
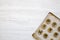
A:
[0,0,60,40]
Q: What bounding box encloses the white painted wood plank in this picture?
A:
[0,0,60,40]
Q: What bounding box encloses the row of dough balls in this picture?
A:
[38,19,60,40]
